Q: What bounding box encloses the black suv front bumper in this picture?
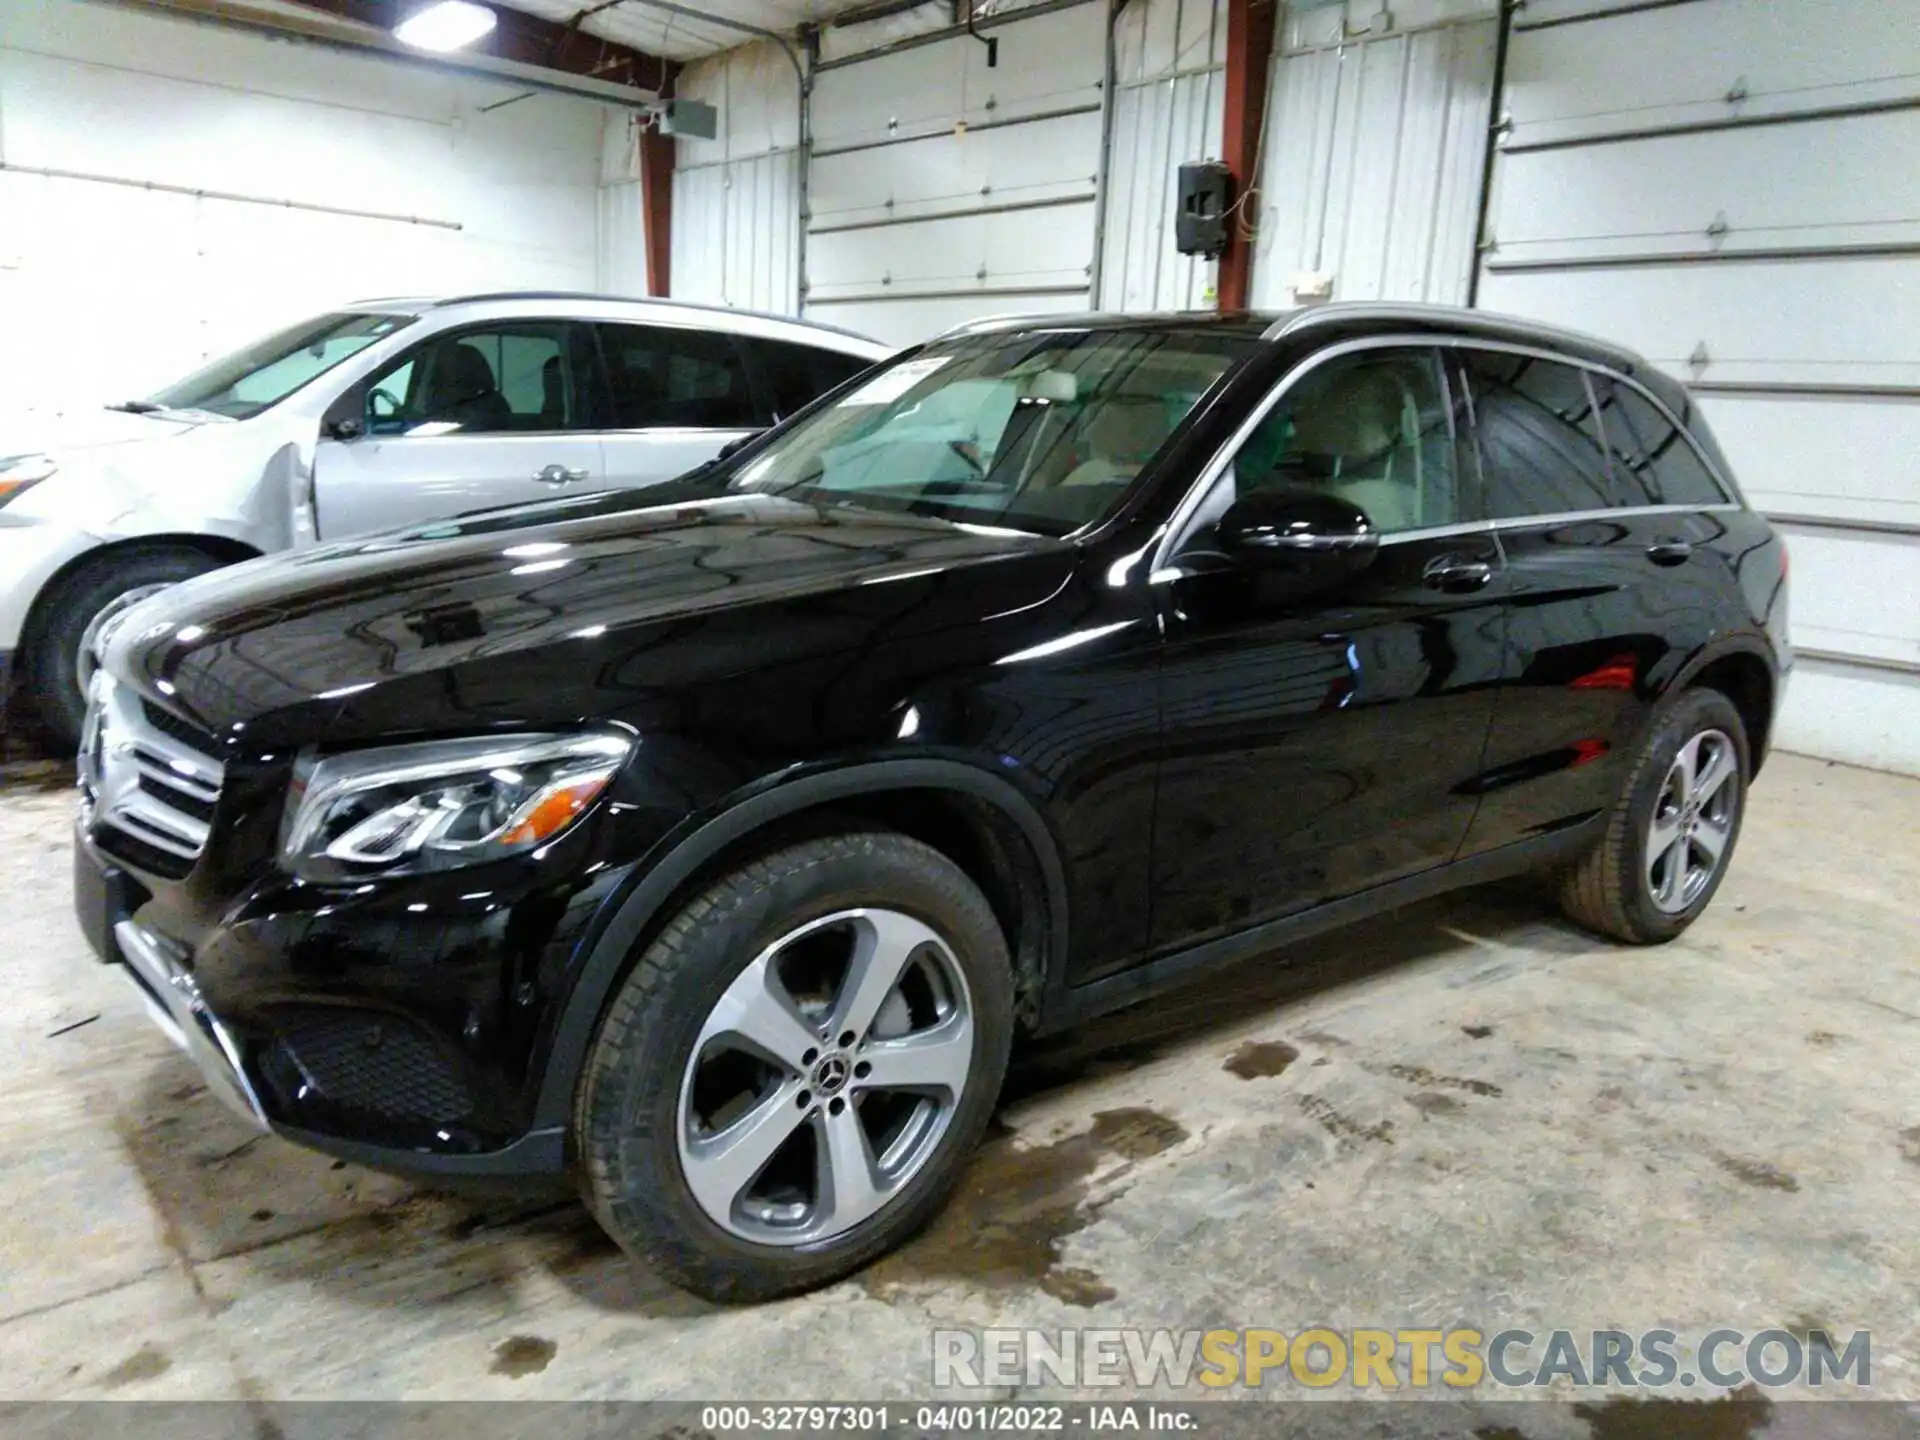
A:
[73,825,573,1180]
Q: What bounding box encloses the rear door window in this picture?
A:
[1590,375,1730,506]
[598,323,757,429]
[748,339,876,422]
[1459,351,1617,518]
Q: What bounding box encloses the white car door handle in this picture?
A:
[534,464,589,485]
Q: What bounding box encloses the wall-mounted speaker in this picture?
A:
[1174,161,1233,259]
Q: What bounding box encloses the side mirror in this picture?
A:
[321,388,363,441]
[717,431,763,462]
[1216,488,1379,581]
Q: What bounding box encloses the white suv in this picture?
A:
[0,293,888,743]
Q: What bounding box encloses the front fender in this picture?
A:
[526,757,1072,1134]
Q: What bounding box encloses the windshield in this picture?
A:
[728,328,1251,535]
[147,311,416,420]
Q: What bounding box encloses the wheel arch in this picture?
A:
[531,759,1071,1133]
[16,532,262,668]
[1664,639,1779,777]
[10,532,263,719]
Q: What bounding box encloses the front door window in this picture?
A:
[363,323,588,437]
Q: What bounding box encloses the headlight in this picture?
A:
[280,731,633,880]
[0,453,56,506]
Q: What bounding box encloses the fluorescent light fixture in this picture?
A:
[395,1,497,52]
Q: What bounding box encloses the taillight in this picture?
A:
[1779,537,1790,581]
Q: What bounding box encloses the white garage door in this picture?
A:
[803,0,1105,345]
[1475,0,1920,775]
[1252,9,1497,309]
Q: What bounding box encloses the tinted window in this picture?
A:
[1591,375,1728,506]
[1462,351,1616,517]
[600,323,756,429]
[363,322,589,436]
[1227,347,1463,533]
[752,339,875,421]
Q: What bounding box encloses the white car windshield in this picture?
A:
[146,311,417,420]
[728,327,1252,536]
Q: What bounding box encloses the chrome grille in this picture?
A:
[79,674,224,877]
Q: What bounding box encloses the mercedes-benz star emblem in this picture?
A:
[811,1054,850,1096]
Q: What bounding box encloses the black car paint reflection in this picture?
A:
[79,310,1788,1171]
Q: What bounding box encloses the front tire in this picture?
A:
[575,831,1014,1302]
[25,546,224,747]
[1559,687,1750,944]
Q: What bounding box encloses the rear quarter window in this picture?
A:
[1591,375,1730,506]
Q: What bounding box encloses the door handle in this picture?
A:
[1423,555,1494,593]
[1647,539,1694,566]
[533,464,589,486]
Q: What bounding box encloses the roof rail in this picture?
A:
[410,292,882,344]
[1263,301,1641,366]
[928,307,1274,341]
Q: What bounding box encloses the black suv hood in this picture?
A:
[108,490,1073,743]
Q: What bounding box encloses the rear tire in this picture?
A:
[1559,687,1750,944]
[24,546,223,747]
[575,831,1014,1302]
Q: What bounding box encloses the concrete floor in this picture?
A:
[1,752,1917,1417]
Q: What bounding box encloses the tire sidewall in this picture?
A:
[1618,689,1751,940]
[580,834,1014,1298]
[29,549,221,744]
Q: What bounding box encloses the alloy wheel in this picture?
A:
[676,908,975,1246]
[1645,727,1740,914]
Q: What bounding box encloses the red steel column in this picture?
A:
[1218,0,1277,311]
[640,64,682,299]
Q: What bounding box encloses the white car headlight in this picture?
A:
[280,730,633,880]
[0,453,57,505]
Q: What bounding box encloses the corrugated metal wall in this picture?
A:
[673,150,802,313]
[803,0,1105,345]
[669,40,802,314]
[1249,3,1497,308]
[1477,0,1920,774]
[598,178,647,297]
[1099,0,1225,311]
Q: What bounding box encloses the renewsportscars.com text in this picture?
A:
[933,1327,1871,1391]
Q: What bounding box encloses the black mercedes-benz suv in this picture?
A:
[73,303,1788,1301]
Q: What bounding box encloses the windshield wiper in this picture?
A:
[106,399,163,414]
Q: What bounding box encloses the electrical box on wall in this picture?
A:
[1174,162,1233,259]
[659,98,718,140]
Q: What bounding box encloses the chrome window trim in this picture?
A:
[1491,502,1742,530]
[1380,518,1499,545]
[1152,331,1743,576]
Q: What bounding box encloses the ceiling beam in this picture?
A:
[118,0,677,106]
[288,0,678,93]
